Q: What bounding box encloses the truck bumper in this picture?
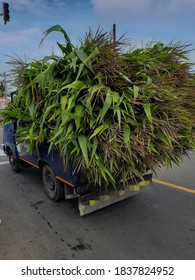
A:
[78,173,153,216]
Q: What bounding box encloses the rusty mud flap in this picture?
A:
[78,173,153,216]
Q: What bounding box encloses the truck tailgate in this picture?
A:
[78,173,153,216]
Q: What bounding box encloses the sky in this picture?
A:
[1,0,195,80]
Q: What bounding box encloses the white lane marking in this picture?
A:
[0,149,5,156]
[0,161,9,166]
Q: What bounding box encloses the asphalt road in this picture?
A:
[0,127,195,260]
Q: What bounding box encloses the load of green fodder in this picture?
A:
[2,25,195,188]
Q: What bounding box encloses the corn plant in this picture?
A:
[1,25,195,188]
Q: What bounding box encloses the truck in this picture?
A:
[3,121,153,216]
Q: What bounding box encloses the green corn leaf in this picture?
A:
[69,80,86,91]
[124,126,131,144]
[75,49,94,73]
[133,85,140,98]
[89,124,107,139]
[78,135,89,167]
[65,123,74,137]
[40,104,58,132]
[75,49,88,62]
[70,145,79,156]
[67,95,76,110]
[75,104,84,117]
[83,47,99,64]
[94,158,108,184]
[48,108,61,122]
[65,111,81,121]
[49,126,64,142]
[28,103,37,119]
[112,91,120,104]
[143,103,153,123]
[85,96,93,116]
[76,63,85,80]
[61,95,69,111]
[116,108,121,128]
[94,157,115,186]
[89,84,108,95]
[99,91,113,122]
[63,80,86,92]
[89,117,95,129]
[90,137,98,163]
[74,104,84,131]
[118,72,132,84]
[39,24,73,54]
[70,56,78,73]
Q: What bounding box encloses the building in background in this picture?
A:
[0,97,7,109]
[0,97,7,121]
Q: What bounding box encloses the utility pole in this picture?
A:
[113,23,116,43]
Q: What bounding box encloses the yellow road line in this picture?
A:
[153,178,195,195]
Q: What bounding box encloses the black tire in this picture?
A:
[42,164,64,201]
[9,150,21,172]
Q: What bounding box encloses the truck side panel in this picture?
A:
[18,142,78,187]
[3,123,18,159]
[3,122,79,187]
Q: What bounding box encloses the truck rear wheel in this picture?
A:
[9,150,21,172]
[42,164,64,201]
